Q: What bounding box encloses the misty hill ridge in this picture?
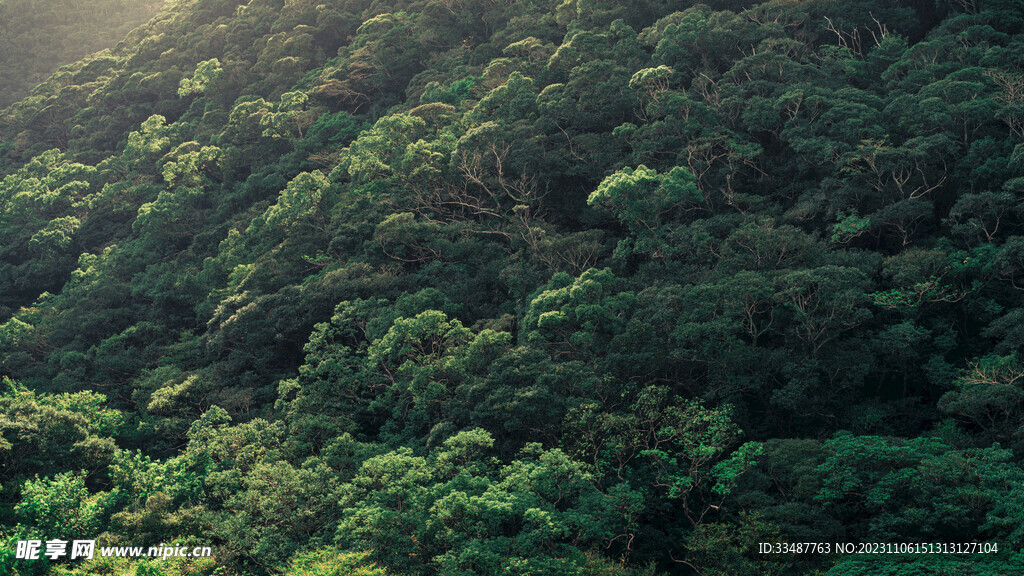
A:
[0,0,165,108]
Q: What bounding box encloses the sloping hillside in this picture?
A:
[2,0,1024,575]
[0,0,165,108]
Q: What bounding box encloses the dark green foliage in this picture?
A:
[2,0,1024,575]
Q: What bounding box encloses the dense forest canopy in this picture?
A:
[0,0,166,108]
[2,0,1024,574]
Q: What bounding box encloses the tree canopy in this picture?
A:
[2,0,1024,574]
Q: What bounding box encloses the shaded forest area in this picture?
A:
[2,0,1024,574]
[0,0,166,108]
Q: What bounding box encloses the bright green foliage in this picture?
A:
[178,59,224,98]
[114,115,173,174]
[0,0,1022,575]
[15,471,117,541]
[160,144,222,189]
[470,72,539,122]
[264,171,329,232]
[0,379,123,488]
[336,428,642,576]
[524,268,635,359]
[28,216,81,253]
[285,549,390,576]
[0,150,99,309]
[339,114,430,184]
[588,165,699,256]
[261,91,317,139]
[50,556,219,576]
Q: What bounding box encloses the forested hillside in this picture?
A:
[2,0,1024,574]
[0,0,166,108]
